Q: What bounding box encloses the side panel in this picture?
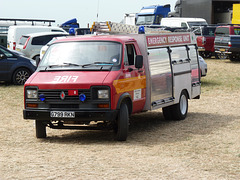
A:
[170,46,191,103]
[148,48,173,106]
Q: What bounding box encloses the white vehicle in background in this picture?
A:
[160,17,208,29]
[16,31,68,60]
[199,55,207,77]
[7,25,65,50]
[40,36,68,60]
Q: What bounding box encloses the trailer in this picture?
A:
[23,22,201,141]
[169,0,240,24]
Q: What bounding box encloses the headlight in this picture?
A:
[98,89,109,99]
[27,89,38,99]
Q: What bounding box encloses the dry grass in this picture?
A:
[0,59,239,179]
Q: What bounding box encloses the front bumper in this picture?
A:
[23,109,118,122]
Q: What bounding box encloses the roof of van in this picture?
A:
[161,17,207,22]
[8,25,63,29]
[22,31,68,37]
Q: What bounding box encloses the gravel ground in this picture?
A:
[0,59,239,180]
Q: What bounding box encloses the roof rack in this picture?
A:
[90,21,170,34]
[0,18,55,26]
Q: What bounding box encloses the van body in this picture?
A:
[160,17,208,29]
[7,26,65,50]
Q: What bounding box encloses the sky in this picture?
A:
[0,0,177,27]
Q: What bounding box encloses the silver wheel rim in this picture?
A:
[15,70,29,84]
[180,94,187,115]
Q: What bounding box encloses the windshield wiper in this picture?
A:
[47,62,80,68]
[63,62,80,66]
[82,62,114,68]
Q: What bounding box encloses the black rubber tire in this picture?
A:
[35,121,47,138]
[163,91,188,121]
[115,103,129,141]
[199,51,212,58]
[162,106,173,120]
[215,53,227,60]
[229,53,240,61]
[172,91,188,120]
[12,68,31,85]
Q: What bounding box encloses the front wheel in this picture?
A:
[12,68,31,85]
[115,103,129,141]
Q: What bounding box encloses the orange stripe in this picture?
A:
[113,75,146,94]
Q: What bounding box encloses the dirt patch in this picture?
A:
[0,59,239,179]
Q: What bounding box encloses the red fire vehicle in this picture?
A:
[23,22,201,141]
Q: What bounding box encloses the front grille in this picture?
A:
[38,89,91,102]
[50,104,79,109]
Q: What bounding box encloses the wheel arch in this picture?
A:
[116,93,133,115]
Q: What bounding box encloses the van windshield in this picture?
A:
[136,15,155,25]
[188,22,208,28]
[39,41,122,69]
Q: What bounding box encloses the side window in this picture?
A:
[154,15,162,25]
[170,46,188,63]
[181,22,188,28]
[32,35,55,45]
[0,48,14,58]
[124,44,136,66]
[215,27,229,36]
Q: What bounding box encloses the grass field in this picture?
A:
[0,59,239,179]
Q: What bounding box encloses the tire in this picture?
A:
[35,120,47,138]
[33,55,40,61]
[215,52,227,59]
[12,68,31,85]
[199,51,212,58]
[115,103,129,141]
[163,91,188,121]
[229,53,240,61]
[162,106,173,120]
[172,91,188,120]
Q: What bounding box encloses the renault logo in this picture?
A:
[60,91,65,100]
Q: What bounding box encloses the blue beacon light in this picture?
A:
[138,26,145,34]
[39,94,46,101]
[79,93,86,102]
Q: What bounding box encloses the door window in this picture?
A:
[124,44,136,66]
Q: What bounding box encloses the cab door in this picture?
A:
[123,43,146,113]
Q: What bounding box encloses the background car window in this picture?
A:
[18,36,29,45]
[0,48,14,57]
[181,22,188,28]
[215,27,229,36]
[32,35,53,45]
[234,28,240,35]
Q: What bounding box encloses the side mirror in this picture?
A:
[135,55,143,69]
[0,54,6,59]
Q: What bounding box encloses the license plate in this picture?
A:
[220,48,225,52]
[50,111,75,118]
